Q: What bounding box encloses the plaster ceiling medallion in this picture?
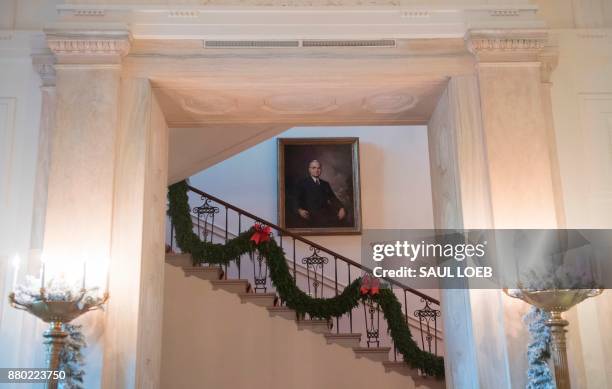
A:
[362,93,418,114]
[262,94,338,114]
[177,94,237,115]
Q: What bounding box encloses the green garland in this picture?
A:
[168,181,444,378]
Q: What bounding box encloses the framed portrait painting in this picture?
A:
[278,137,362,235]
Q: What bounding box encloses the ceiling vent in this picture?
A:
[302,39,396,48]
[203,39,396,49]
[204,40,300,48]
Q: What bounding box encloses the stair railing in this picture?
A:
[168,184,443,363]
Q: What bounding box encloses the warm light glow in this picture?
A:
[38,250,110,296]
[11,254,20,269]
[11,253,20,289]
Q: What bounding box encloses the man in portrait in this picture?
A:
[295,159,346,227]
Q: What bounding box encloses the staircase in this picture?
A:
[161,185,445,388]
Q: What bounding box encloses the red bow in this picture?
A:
[360,274,380,296]
[250,223,272,245]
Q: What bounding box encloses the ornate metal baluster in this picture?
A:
[292,238,296,283]
[348,265,352,333]
[413,299,441,354]
[170,222,174,252]
[334,256,339,333]
[301,247,328,298]
[237,214,241,279]
[250,250,268,293]
[363,298,380,348]
[192,197,219,243]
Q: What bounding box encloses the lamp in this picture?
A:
[504,287,602,389]
[8,254,109,389]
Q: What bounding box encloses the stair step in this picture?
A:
[267,306,297,320]
[382,362,446,388]
[239,293,277,308]
[297,319,331,334]
[324,333,362,348]
[184,266,223,281]
[353,347,391,362]
[382,361,421,376]
[210,279,250,294]
[165,253,191,267]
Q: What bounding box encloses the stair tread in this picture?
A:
[324,333,361,339]
[211,279,249,284]
[267,306,293,311]
[239,292,276,297]
[165,253,190,259]
[184,266,222,270]
[353,347,392,352]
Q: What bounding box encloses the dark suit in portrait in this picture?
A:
[295,176,345,227]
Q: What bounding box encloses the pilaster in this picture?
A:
[457,28,563,388]
[42,28,129,258]
[42,28,130,388]
[465,29,561,228]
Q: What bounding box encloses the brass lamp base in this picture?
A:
[505,288,602,389]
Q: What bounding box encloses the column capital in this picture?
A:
[44,28,131,65]
[32,53,57,88]
[465,29,548,63]
[538,48,559,84]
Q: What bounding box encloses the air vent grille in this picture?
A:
[203,39,396,49]
[302,39,396,47]
[204,40,300,48]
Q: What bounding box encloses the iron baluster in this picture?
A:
[292,238,296,284]
[404,289,408,325]
[301,247,328,298]
[251,251,268,293]
[192,196,219,243]
[348,265,352,333]
[414,299,441,355]
[334,256,339,333]
[237,214,241,279]
[225,206,228,243]
[170,222,174,252]
[363,298,380,348]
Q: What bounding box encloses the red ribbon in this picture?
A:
[250,223,272,245]
[360,274,380,296]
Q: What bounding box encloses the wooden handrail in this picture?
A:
[187,184,440,305]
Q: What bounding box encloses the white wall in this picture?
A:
[189,125,435,262]
[0,31,45,371]
[547,29,612,389]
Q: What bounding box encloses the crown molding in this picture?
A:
[465,28,548,62]
[44,28,131,64]
[50,3,543,40]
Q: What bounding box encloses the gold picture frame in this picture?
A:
[277,137,362,235]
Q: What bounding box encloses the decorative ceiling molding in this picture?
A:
[168,10,201,18]
[45,29,131,64]
[64,0,401,6]
[177,94,238,115]
[362,93,417,114]
[262,94,338,114]
[489,9,520,17]
[72,9,105,17]
[55,3,543,41]
[465,29,548,62]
